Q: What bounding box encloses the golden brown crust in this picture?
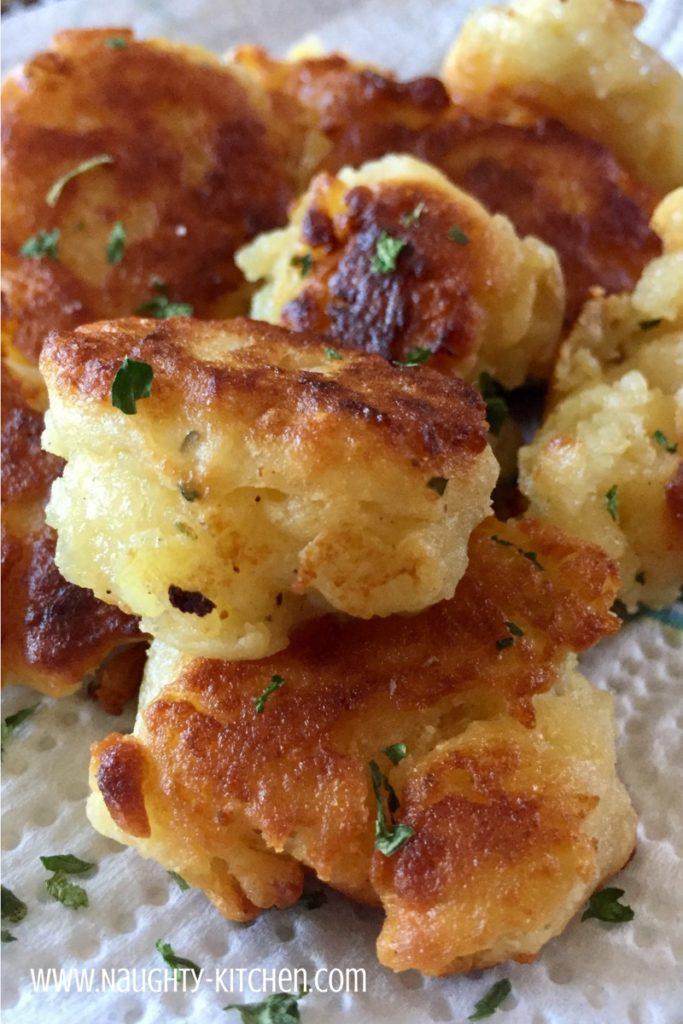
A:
[1,360,142,696]
[236,51,661,325]
[94,733,151,837]
[41,315,489,474]
[1,28,296,364]
[90,518,622,945]
[282,179,484,369]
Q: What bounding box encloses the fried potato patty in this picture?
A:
[235,46,661,326]
[41,316,497,660]
[1,27,299,366]
[442,0,683,193]
[237,155,564,389]
[87,517,634,976]
[520,190,683,609]
[1,353,142,696]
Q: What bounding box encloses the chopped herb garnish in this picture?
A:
[45,873,88,910]
[254,674,286,714]
[468,979,512,1020]
[168,872,190,891]
[369,760,414,856]
[605,484,619,521]
[448,225,469,245]
[1,930,17,943]
[46,154,114,207]
[179,482,200,502]
[111,357,153,415]
[478,372,509,436]
[291,253,313,278]
[383,742,407,765]
[2,703,39,755]
[582,887,634,923]
[155,939,201,980]
[105,36,128,49]
[638,318,662,331]
[168,585,215,617]
[401,202,425,226]
[490,534,543,570]
[39,854,94,875]
[371,231,406,274]
[300,888,327,910]
[396,346,431,367]
[635,571,646,585]
[653,430,678,453]
[427,476,449,497]
[135,283,193,319]
[496,621,523,650]
[1,886,27,924]
[106,221,126,265]
[224,988,307,1022]
[20,228,60,260]
[324,347,343,360]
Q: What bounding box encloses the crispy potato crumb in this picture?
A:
[520,190,683,609]
[442,0,683,192]
[41,316,497,660]
[87,518,633,975]
[237,154,564,389]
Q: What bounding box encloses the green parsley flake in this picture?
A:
[46,154,114,207]
[224,988,307,1022]
[168,871,190,891]
[605,484,619,521]
[291,253,313,278]
[468,979,512,1020]
[369,759,414,856]
[155,939,201,980]
[396,346,431,367]
[1,930,17,943]
[383,742,407,765]
[401,202,425,227]
[653,430,678,453]
[506,621,524,637]
[582,887,634,923]
[20,228,60,261]
[107,221,126,265]
[45,873,88,910]
[478,372,509,436]
[105,37,128,49]
[1,885,27,924]
[111,357,153,415]
[2,703,39,755]
[135,283,193,319]
[371,231,406,274]
[638,318,662,331]
[496,621,523,650]
[427,476,449,497]
[254,674,286,714]
[39,854,94,875]
[324,347,343,361]
[448,225,469,245]
[490,534,543,571]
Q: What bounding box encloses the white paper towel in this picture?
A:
[1,2,682,1022]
